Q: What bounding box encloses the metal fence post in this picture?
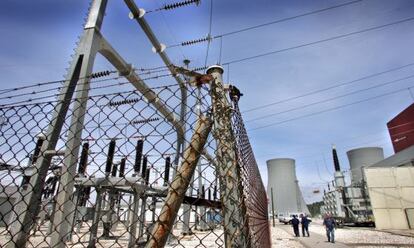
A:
[208,65,248,247]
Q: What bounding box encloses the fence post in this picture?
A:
[208,65,248,247]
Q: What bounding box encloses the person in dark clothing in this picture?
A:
[323,214,336,243]
[291,215,300,237]
[300,214,310,237]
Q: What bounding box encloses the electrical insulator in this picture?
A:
[162,0,200,11]
[130,117,160,125]
[191,66,208,72]
[90,70,112,79]
[181,36,211,47]
[108,97,140,107]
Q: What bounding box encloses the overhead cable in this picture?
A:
[223,16,414,65]
[246,74,414,122]
[249,86,413,131]
[243,62,414,113]
[169,0,363,47]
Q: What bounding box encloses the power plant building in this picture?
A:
[266,158,310,217]
[365,145,414,229]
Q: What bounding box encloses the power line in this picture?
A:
[243,62,414,113]
[0,67,170,97]
[169,0,362,47]
[154,0,188,60]
[0,75,123,102]
[0,71,116,96]
[0,83,179,109]
[248,85,413,131]
[246,74,414,122]
[204,0,214,67]
[0,73,176,107]
[219,0,363,37]
[223,16,414,65]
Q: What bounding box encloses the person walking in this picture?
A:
[291,215,300,237]
[323,214,336,243]
[300,214,310,237]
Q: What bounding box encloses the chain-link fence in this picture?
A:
[0,67,270,247]
[231,93,271,248]
[0,0,270,246]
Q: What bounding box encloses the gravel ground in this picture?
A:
[270,225,304,248]
[310,219,414,248]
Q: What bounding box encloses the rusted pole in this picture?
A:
[145,115,212,248]
[209,65,248,247]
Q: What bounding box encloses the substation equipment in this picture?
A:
[322,146,384,226]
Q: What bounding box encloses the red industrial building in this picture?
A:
[387,103,414,153]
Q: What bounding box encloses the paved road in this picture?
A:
[277,223,349,248]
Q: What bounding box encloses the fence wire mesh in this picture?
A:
[231,98,271,248]
[0,69,270,247]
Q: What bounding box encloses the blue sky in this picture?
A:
[1,0,414,203]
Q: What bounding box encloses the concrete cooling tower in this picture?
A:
[346,147,384,185]
[267,158,310,216]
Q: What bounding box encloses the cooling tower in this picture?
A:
[267,158,310,216]
[346,147,384,185]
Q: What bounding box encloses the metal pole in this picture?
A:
[128,191,141,248]
[271,187,275,227]
[138,156,148,239]
[199,184,208,230]
[7,52,86,248]
[88,188,104,248]
[74,142,90,233]
[208,65,248,247]
[181,59,194,236]
[50,1,108,246]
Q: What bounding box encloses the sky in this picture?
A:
[0,0,414,203]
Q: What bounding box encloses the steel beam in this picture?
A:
[6,51,85,248]
[123,0,188,181]
[49,1,108,246]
